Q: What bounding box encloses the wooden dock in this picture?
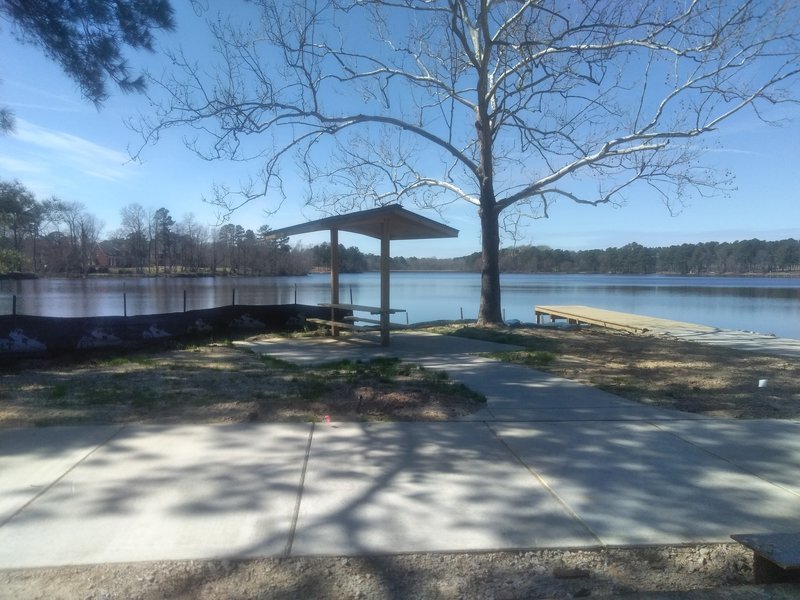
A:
[534,305,718,336]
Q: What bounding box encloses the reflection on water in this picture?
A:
[1,272,799,339]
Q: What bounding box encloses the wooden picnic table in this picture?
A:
[318,303,406,315]
[309,303,407,344]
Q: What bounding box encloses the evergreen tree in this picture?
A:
[1,0,175,130]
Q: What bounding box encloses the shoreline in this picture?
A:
[4,270,799,280]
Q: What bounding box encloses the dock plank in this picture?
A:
[534,305,717,335]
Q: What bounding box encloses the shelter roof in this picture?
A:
[267,204,458,241]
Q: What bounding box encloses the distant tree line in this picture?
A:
[102,207,304,276]
[2,179,798,277]
[0,179,305,276]
[0,180,103,276]
[316,239,800,275]
[497,241,800,274]
[386,241,800,275]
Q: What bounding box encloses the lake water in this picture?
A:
[2,272,799,339]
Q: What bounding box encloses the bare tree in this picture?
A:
[176,212,209,272]
[135,0,800,324]
[43,199,103,275]
[120,203,149,272]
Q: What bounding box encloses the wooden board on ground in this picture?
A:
[732,532,800,583]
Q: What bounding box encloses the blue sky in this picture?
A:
[1,4,798,259]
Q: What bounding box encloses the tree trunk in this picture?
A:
[475,79,503,325]
[477,201,503,325]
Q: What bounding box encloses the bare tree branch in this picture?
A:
[132,0,800,323]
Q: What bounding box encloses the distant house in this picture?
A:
[95,242,123,268]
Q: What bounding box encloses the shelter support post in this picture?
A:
[380,220,390,346]
[330,228,340,337]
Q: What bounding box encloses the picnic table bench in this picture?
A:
[731,532,800,583]
[305,318,376,332]
[310,303,408,342]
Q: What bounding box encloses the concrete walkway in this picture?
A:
[652,327,800,358]
[1,332,799,569]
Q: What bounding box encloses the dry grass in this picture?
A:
[0,343,484,427]
[441,325,800,419]
[2,324,798,427]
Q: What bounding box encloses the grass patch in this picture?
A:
[428,378,486,403]
[317,357,414,381]
[484,350,557,368]
[1,341,490,426]
[49,383,69,399]
[430,324,561,353]
[99,355,156,368]
[167,363,194,372]
[103,357,133,367]
[455,383,486,403]
[433,324,560,370]
[131,389,160,410]
[260,355,299,370]
[291,374,332,400]
[82,387,120,405]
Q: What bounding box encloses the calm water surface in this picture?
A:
[2,272,799,339]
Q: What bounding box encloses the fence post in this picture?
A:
[460,307,463,320]
[232,288,236,306]
[183,289,187,313]
[12,294,16,316]
[294,284,297,304]
[123,292,127,317]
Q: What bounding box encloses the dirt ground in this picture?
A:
[440,324,800,419]
[0,342,485,427]
[2,324,797,426]
[2,325,799,599]
[4,545,799,600]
